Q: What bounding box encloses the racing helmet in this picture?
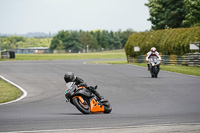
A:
[151,47,156,52]
[64,72,75,83]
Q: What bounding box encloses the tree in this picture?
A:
[99,30,110,49]
[68,31,82,52]
[112,31,122,49]
[70,41,82,53]
[50,30,71,52]
[121,29,135,47]
[56,40,65,52]
[145,0,186,30]
[50,29,134,52]
[0,36,26,50]
[79,31,99,51]
[183,0,200,27]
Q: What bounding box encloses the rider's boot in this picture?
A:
[88,86,108,102]
[147,64,150,71]
[94,92,108,103]
[93,90,102,100]
[92,89,107,102]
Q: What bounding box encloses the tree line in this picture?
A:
[0,36,52,51]
[49,29,135,53]
[145,0,200,30]
[0,29,134,53]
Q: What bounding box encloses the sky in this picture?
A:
[0,0,152,34]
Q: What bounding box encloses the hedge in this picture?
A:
[125,27,200,57]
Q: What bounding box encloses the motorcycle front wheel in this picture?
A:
[151,67,158,78]
[103,101,112,114]
[72,97,91,114]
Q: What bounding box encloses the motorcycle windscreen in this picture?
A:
[90,98,104,113]
[65,82,74,93]
[66,82,74,89]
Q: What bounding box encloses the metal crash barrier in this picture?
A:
[127,53,200,66]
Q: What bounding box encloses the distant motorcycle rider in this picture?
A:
[146,47,161,71]
[64,72,106,102]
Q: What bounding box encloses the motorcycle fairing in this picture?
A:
[75,88,91,98]
[90,98,104,113]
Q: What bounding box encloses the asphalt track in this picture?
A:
[0,59,200,132]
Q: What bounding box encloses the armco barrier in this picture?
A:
[127,53,200,66]
[186,53,200,66]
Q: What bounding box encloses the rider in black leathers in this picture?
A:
[64,72,106,102]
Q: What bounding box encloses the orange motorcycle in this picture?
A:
[65,82,112,114]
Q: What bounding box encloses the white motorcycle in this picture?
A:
[149,56,160,78]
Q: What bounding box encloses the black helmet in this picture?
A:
[64,72,75,83]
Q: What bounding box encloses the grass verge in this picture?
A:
[0,78,22,103]
[90,60,200,76]
[0,50,126,61]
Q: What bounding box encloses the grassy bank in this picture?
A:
[0,79,22,103]
[90,60,200,76]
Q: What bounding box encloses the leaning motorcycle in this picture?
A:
[65,82,112,114]
[149,56,160,78]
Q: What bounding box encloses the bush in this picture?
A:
[125,27,200,57]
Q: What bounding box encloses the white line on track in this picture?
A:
[0,75,27,105]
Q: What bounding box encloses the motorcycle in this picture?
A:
[149,56,160,78]
[65,82,112,114]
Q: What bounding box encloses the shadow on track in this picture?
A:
[52,113,107,116]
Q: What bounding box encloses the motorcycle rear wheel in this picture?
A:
[72,97,91,114]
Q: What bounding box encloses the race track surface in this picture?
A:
[0,60,200,132]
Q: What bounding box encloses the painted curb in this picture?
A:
[0,75,27,105]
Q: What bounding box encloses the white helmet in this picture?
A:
[151,47,156,52]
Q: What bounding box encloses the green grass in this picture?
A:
[90,60,128,64]
[90,60,200,76]
[0,79,22,103]
[160,65,200,76]
[0,50,126,61]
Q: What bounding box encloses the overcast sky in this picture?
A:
[0,0,151,34]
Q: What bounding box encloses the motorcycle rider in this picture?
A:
[146,47,161,71]
[64,72,106,102]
